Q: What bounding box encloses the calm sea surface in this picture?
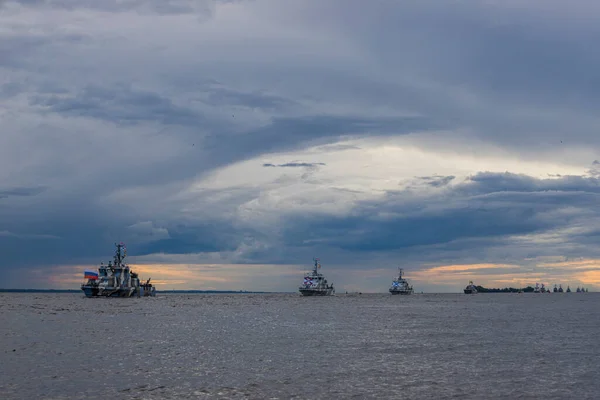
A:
[1,292,598,399]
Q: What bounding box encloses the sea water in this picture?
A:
[1,292,598,399]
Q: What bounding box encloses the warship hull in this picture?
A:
[299,288,334,296]
[82,285,155,298]
[389,289,413,295]
[464,289,477,294]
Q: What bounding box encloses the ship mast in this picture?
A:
[112,242,128,287]
[114,242,127,267]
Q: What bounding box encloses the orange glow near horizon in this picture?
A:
[33,262,304,291]
[18,258,600,291]
[410,260,600,289]
[421,263,519,273]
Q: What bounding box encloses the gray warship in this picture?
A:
[464,281,478,294]
[389,268,414,295]
[81,243,156,298]
[299,258,335,296]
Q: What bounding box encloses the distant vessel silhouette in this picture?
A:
[533,283,548,293]
[464,281,477,294]
[389,268,413,295]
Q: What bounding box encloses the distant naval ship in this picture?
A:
[464,281,478,294]
[299,258,334,296]
[81,243,156,298]
[389,268,413,295]
[534,283,547,293]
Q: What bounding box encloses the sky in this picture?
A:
[2,0,600,292]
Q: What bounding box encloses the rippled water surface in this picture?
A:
[1,292,598,399]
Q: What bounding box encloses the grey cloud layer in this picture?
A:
[3,0,216,14]
[2,0,600,285]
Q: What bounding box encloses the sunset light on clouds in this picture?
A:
[3,0,600,292]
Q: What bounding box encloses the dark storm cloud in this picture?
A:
[0,204,129,267]
[263,162,325,168]
[202,115,438,165]
[0,82,25,98]
[0,186,46,199]
[2,0,215,15]
[110,171,600,267]
[459,172,600,196]
[29,85,203,126]
[0,32,90,68]
[207,87,297,111]
[134,229,236,256]
[414,176,455,188]
[4,0,600,289]
[280,172,600,255]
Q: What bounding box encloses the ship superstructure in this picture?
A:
[389,268,414,295]
[464,281,477,294]
[81,243,156,298]
[299,258,334,296]
[534,283,547,293]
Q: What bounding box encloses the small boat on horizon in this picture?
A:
[532,283,548,293]
[389,268,414,295]
[464,281,477,294]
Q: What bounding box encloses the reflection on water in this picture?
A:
[1,292,598,399]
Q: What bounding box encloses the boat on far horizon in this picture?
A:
[389,268,414,295]
[464,281,477,294]
[533,283,547,293]
[299,258,334,296]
